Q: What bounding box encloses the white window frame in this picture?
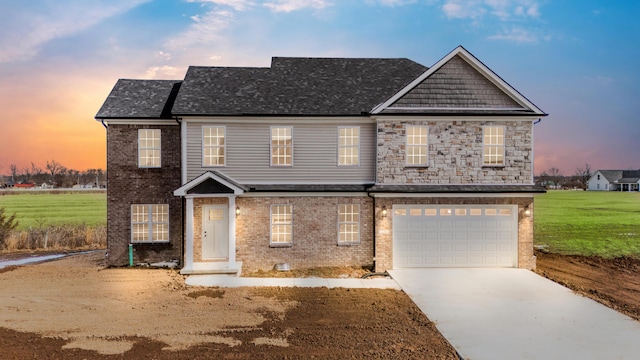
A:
[202,126,226,167]
[270,204,293,246]
[338,204,360,244]
[138,129,161,168]
[483,125,505,167]
[270,126,293,166]
[338,126,360,166]
[131,204,169,243]
[406,125,428,166]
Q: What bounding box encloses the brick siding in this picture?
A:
[106,124,183,266]
[233,196,374,273]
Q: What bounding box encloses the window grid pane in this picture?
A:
[138,129,161,167]
[338,127,359,166]
[203,127,225,166]
[271,205,293,244]
[271,127,292,166]
[131,204,169,243]
[483,126,505,166]
[338,204,360,243]
[406,126,428,165]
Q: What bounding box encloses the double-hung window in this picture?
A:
[406,125,428,166]
[483,126,505,166]
[338,204,360,244]
[131,204,169,243]
[338,127,359,166]
[270,205,293,245]
[138,129,161,168]
[271,127,292,166]
[203,126,225,166]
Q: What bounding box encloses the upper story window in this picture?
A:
[483,126,505,166]
[270,204,293,245]
[338,204,360,244]
[131,204,169,243]
[203,126,225,166]
[597,174,600,180]
[406,125,428,166]
[271,127,292,166]
[138,129,161,168]
[338,127,360,166]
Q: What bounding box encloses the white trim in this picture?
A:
[240,192,370,197]
[102,119,179,126]
[405,124,429,166]
[202,125,226,167]
[177,116,374,124]
[183,197,194,271]
[337,126,360,167]
[371,46,546,116]
[374,115,542,122]
[270,126,293,167]
[371,193,536,198]
[482,125,506,166]
[174,171,245,196]
[386,107,527,111]
[181,119,187,185]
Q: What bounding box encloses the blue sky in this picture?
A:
[1,0,638,175]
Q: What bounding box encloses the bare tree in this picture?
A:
[46,160,66,187]
[9,164,19,183]
[574,163,592,190]
[548,167,563,189]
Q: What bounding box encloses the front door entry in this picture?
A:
[202,205,229,259]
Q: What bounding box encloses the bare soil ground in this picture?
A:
[535,250,640,321]
[0,251,458,359]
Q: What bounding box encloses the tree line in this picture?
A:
[535,163,592,190]
[0,160,105,189]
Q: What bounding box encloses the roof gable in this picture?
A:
[174,171,246,196]
[372,46,546,116]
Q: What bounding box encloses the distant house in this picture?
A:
[588,170,640,191]
[14,183,35,188]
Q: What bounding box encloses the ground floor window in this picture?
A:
[270,204,292,245]
[131,204,169,243]
[338,204,360,244]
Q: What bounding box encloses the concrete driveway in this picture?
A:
[389,268,640,360]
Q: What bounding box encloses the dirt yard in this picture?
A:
[0,251,458,359]
[535,250,640,321]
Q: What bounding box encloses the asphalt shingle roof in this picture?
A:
[171,57,427,116]
[95,79,182,119]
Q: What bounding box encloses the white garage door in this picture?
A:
[393,205,518,268]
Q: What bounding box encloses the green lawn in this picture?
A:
[0,192,106,229]
[534,190,640,257]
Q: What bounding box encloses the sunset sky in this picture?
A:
[1,0,639,176]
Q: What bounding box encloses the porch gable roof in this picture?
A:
[174,171,247,196]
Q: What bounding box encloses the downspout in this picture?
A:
[363,192,390,278]
[101,119,108,129]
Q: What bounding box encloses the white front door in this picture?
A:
[202,205,229,259]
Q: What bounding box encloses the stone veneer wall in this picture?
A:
[373,197,535,272]
[106,124,183,266]
[377,120,533,184]
[235,196,374,273]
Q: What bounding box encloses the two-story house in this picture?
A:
[95,46,546,275]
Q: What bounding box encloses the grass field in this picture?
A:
[0,192,106,230]
[534,190,640,257]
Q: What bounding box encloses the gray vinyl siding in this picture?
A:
[185,118,376,184]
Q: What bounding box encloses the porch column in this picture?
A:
[184,197,194,271]
[228,196,236,264]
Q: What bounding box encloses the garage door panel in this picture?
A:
[393,205,517,268]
